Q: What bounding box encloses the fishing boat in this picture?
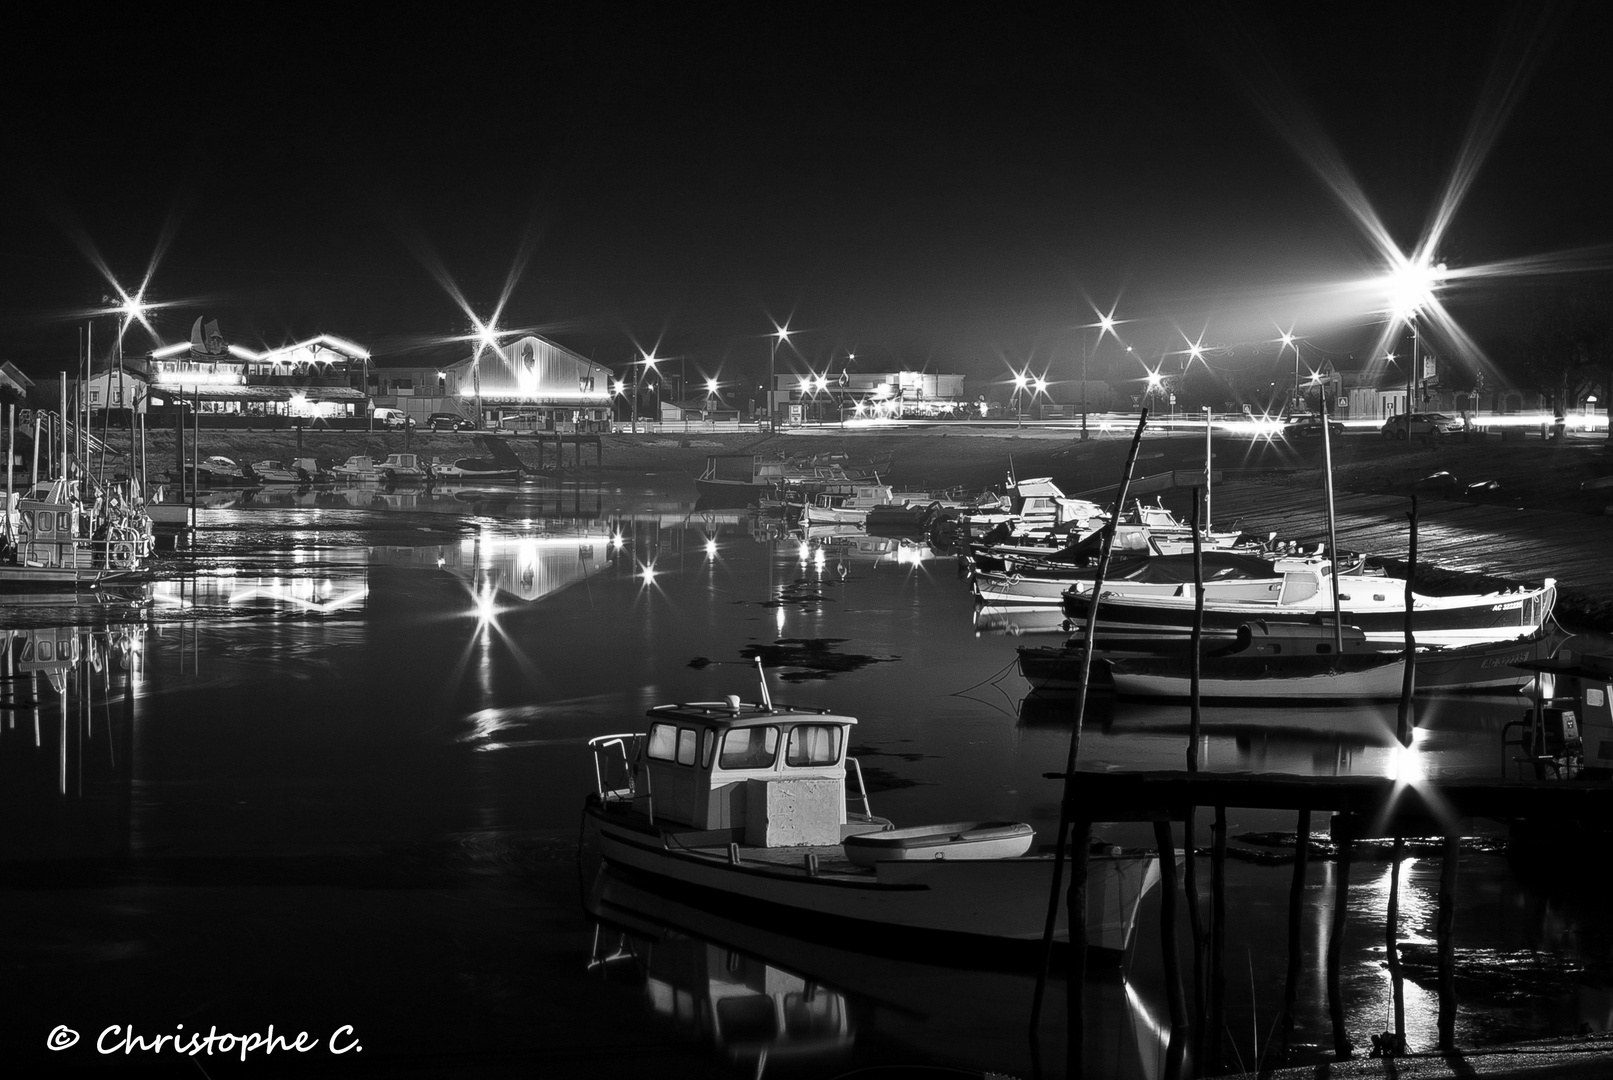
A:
[974,550,1291,606]
[1416,624,1569,692]
[249,460,305,484]
[959,477,1105,539]
[175,455,253,488]
[1,477,155,590]
[584,679,1159,958]
[376,453,427,483]
[1062,559,1557,648]
[429,457,522,482]
[333,455,381,482]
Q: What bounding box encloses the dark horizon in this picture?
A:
[4,3,1609,391]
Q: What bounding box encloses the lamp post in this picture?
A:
[1385,256,1446,449]
[471,320,501,431]
[767,326,791,431]
[1013,372,1028,428]
[1082,310,1120,441]
[630,353,659,433]
[1281,330,1298,413]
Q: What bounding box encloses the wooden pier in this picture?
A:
[1053,769,1613,1073]
[526,432,602,469]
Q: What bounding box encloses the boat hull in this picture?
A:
[1106,654,1408,701]
[1062,581,1557,648]
[587,804,1158,956]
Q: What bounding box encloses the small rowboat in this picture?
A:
[844,821,1035,865]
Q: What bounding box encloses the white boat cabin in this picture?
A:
[597,700,864,848]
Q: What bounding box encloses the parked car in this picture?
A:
[427,412,476,432]
[1380,412,1462,440]
[1282,413,1344,438]
[372,407,414,429]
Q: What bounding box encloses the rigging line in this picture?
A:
[949,655,1021,699]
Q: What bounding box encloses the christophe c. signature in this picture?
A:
[48,1024,361,1060]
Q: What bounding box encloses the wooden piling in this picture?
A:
[1327,833,1354,1059]
[1387,835,1406,1049]
[1067,819,1090,1079]
[1154,821,1188,1034]
[1281,808,1310,1065]
[1397,496,1418,745]
[1210,805,1227,1073]
[1438,834,1459,1050]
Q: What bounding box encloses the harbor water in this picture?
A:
[3,476,1609,1077]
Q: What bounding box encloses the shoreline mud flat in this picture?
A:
[95,425,1613,627]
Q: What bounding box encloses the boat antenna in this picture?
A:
[755,656,773,711]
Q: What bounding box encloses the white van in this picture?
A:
[373,407,412,429]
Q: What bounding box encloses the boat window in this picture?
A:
[58,512,72,532]
[719,726,779,769]
[785,725,841,767]
[701,730,715,768]
[676,727,698,766]
[646,722,678,761]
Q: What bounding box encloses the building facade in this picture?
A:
[375,335,614,431]
[114,318,371,421]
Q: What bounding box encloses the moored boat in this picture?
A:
[1062,560,1557,648]
[333,455,381,482]
[584,686,1158,957]
[429,457,522,482]
[1,477,155,590]
[1106,651,1408,702]
[376,453,427,482]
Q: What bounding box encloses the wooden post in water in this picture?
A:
[1184,490,1207,1062]
[1209,805,1227,1073]
[1281,809,1311,1066]
[1032,411,1150,1035]
[176,404,186,502]
[1438,834,1459,1050]
[1154,819,1188,1063]
[1327,833,1354,1059]
[1387,835,1406,1051]
[1067,818,1090,1077]
[1320,393,1344,655]
[1397,497,1418,745]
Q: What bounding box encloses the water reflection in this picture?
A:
[373,530,612,605]
[585,866,1169,1079]
[0,626,140,809]
[152,573,369,615]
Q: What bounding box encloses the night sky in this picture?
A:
[3,3,1609,388]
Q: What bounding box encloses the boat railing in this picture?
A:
[588,733,641,804]
[846,756,873,818]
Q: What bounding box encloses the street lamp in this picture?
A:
[1384,256,1447,440]
[767,326,791,431]
[1013,372,1028,428]
[1280,329,1298,412]
[630,352,659,433]
[1081,308,1122,441]
[470,318,501,430]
